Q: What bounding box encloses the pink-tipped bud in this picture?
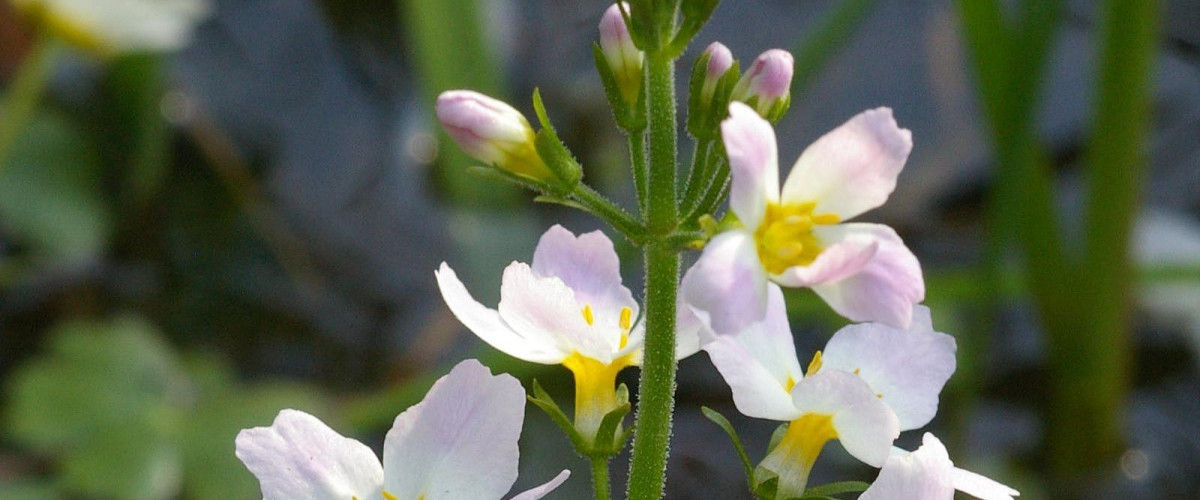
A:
[436,90,552,180]
[700,42,734,101]
[731,49,794,118]
[599,3,643,104]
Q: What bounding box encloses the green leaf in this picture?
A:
[0,479,58,500]
[700,406,755,485]
[58,412,182,500]
[0,110,111,259]
[6,316,181,449]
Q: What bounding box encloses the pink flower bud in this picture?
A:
[436,90,552,180]
[599,3,643,103]
[704,42,734,80]
[731,49,794,117]
[700,41,734,102]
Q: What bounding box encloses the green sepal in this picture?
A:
[590,383,633,457]
[529,89,582,192]
[767,421,790,453]
[527,379,590,455]
[532,194,588,211]
[797,481,871,498]
[701,407,756,485]
[752,468,780,500]
[686,50,712,137]
[592,43,646,132]
[688,59,740,140]
[671,0,722,55]
[763,93,792,124]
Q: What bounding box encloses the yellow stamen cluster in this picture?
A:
[754,202,840,275]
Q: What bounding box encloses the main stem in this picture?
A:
[626,52,679,500]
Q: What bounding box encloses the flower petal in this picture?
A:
[499,262,616,362]
[859,433,954,500]
[383,359,525,500]
[681,230,769,335]
[770,232,878,288]
[703,284,805,421]
[791,370,900,467]
[436,263,567,364]
[821,305,956,430]
[952,467,1021,500]
[509,470,571,500]
[235,410,384,500]
[721,102,779,232]
[531,225,638,326]
[809,223,925,328]
[780,107,912,220]
[861,433,1019,500]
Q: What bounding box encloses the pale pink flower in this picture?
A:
[699,288,955,498]
[860,433,1020,500]
[235,359,570,500]
[682,102,923,334]
[436,225,700,441]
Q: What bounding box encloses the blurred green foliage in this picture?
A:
[4,316,332,500]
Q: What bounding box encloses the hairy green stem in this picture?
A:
[626,52,679,500]
[572,183,648,244]
[0,33,59,172]
[591,457,612,500]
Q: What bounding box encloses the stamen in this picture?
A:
[382,492,400,500]
[784,375,797,393]
[775,242,805,260]
[582,305,595,326]
[619,307,632,331]
[812,213,841,225]
[806,350,823,376]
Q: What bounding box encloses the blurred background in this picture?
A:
[0,0,1197,499]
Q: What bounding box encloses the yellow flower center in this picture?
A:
[562,305,636,443]
[758,413,838,498]
[754,202,840,275]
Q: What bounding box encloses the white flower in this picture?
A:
[436,225,700,441]
[860,433,1020,500]
[682,102,923,334]
[235,359,569,500]
[12,0,211,54]
[701,285,955,497]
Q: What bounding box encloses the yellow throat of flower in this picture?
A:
[759,413,838,499]
[754,202,840,275]
[562,305,636,443]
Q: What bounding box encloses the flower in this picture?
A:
[235,359,570,500]
[436,225,699,442]
[701,286,955,497]
[598,3,642,105]
[860,433,1020,500]
[12,0,210,55]
[682,101,923,334]
[436,90,554,181]
[730,49,793,121]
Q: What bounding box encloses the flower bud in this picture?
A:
[598,3,643,105]
[436,90,553,181]
[700,42,734,103]
[731,49,793,120]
